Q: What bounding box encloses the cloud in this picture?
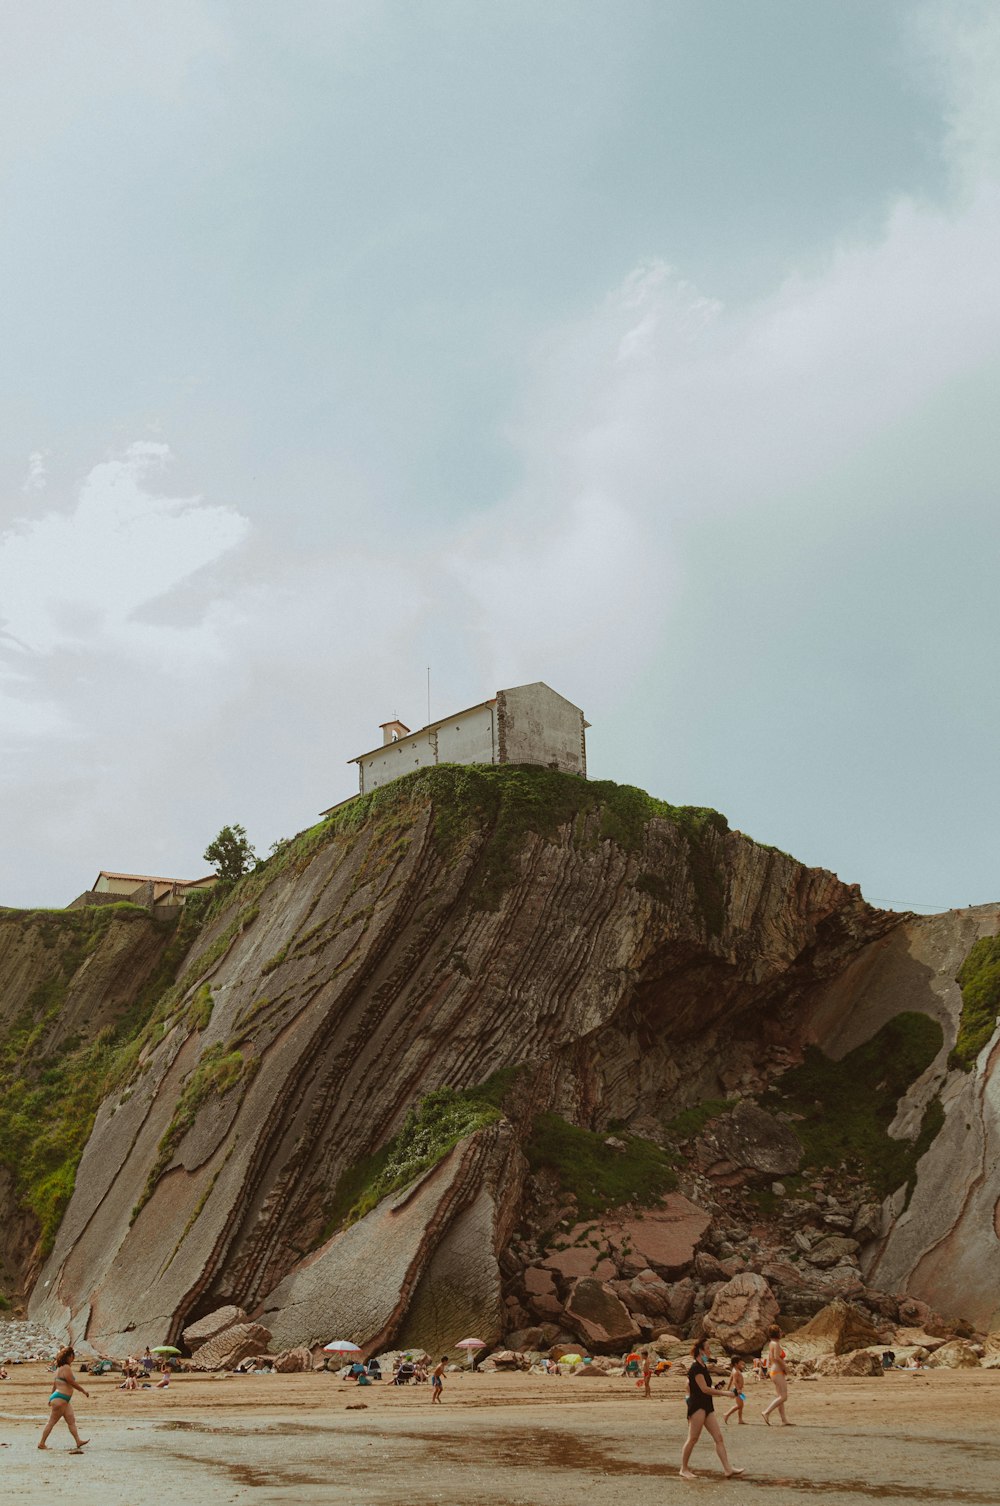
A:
[0,441,250,671]
[22,451,47,492]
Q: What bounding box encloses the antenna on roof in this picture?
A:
[427,666,431,727]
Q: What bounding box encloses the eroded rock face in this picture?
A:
[13,770,995,1352]
[703,1273,779,1354]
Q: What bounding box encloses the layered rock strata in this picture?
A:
[2,768,998,1354]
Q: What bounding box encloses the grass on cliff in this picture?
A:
[764,1011,945,1202]
[131,1041,258,1221]
[223,764,730,920]
[323,1068,521,1235]
[524,1114,678,1219]
[950,936,1000,1071]
[0,901,210,1255]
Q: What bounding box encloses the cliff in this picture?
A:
[3,766,998,1351]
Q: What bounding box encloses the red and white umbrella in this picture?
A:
[455,1337,486,1368]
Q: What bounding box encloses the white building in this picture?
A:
[347,681,589,796]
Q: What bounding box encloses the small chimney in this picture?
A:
[379,719,410,746]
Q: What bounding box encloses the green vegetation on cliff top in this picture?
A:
[229,763,730,916]
[950,935,1000,1071]
[765,1011,945,1202]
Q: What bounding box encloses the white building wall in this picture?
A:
[498,682,586,776]
[434,702,496,765]
[360,728,437,792]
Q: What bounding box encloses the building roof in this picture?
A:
[92,870,216,890]
[348,697,497,765]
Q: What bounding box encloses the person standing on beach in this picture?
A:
[762,1326,793,1425]
[679,1340,744,1481]
[431,1356,447,1403]
[641,1350,654,1398]
[38,1347,90,1452]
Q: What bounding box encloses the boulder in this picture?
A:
[523,1266,558,1297]
[804,1236,860,1269]
[565,1279,641,1350]
[664,1277,697,1328]
[892,1326,948,1351]
[507,1324,559,1351]
[608,1198,712,1277]
[896,1297,950,1336]
[272,1346,313,1372]
[489,1349,529,1370]
[694,1252,728,1283]
[182,1305,248,1351]
[190,1322,272,1370]
[703,1273,779,1354]
[979,1334,1000,1369]
[541,1245,617,1282]
[625,1275,673,1318]
[782,1301,882,1361]
[712,1104,803,1176]
[814,1348,884,1377]
[925,1339,981,1370]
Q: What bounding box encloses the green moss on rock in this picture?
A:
[765,1011,944,1202]
[524,1114,678,1219]
[950,936,1000,1071]
[324,1068,522,1235]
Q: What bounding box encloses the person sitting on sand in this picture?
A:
[679,1340,744,1481]
[38,1346,90,1452]
[155,1364,171,1389]
[431,1356,447,1404]
[762,1326,792,1426]
[723,1357,746,1425]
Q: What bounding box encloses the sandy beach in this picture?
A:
[2,1364,998,1504]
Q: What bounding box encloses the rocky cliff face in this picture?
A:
[4,767,998,1353]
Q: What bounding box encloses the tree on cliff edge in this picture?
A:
[204,824,256,882]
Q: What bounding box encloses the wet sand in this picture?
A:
[2,1364,998,1504]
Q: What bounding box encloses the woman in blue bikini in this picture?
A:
[38,1346,89,1451]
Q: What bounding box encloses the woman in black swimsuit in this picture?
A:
[679,1340,744,1481]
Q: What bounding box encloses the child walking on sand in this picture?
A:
[724,1357,746,1424]
[431,1356,448,1403]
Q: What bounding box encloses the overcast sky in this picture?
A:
[2,0,998,912]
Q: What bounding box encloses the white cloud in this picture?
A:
[22,451,47,492]
[0,441,250,669]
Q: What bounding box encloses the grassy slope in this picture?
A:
[950,936,1000,1071]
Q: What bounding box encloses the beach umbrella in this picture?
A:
[455,1337,486,1368]
[151,1346,181,1355]
[322,1340,362,1353]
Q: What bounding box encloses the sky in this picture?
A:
[1,0,998,912]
